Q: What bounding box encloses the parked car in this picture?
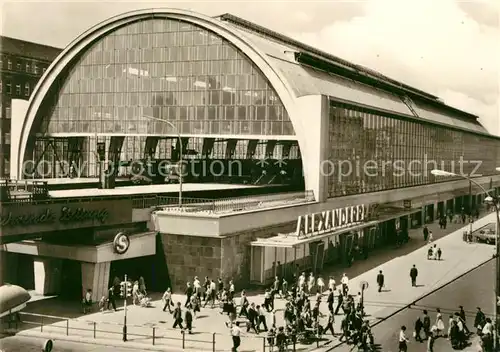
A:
[474,229,496,244]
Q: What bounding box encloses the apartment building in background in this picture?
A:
[0,36,61,178]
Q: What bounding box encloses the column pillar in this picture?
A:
[81,262,111,302]
[34,258,62,296]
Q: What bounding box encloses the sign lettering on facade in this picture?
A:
[296,204,375,238]
[1,206,109,228]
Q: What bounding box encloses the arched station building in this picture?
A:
[2,9,500,297]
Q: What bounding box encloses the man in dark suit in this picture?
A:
[334,289,343,315]
[410,265,418,287]
[246,303,258,333]
[376,270,385,292]
[173,302,184,329]
[327,288,334,313]
[107,286,117,311]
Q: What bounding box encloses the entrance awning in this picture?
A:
[376,206,422,222]
[251,220,380,248]
[1,232,156,263]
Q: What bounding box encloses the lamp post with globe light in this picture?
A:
[431,168,500,347]
[143,115,183,208]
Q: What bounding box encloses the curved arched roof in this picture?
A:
[17,8,316,184]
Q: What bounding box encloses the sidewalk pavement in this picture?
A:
[15,213,497,352]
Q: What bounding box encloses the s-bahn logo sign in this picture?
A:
[1,206,109,227]
[296,204,379,238]
[113,232,130,255]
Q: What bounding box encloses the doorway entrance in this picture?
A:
[60,260,82,300]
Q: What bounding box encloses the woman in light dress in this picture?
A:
[435,308,445,336]
[428,231,434,243]
[316,276,325,294]
[307,274,315,295]
[328,276,336,292]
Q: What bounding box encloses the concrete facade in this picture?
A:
[161,221,296,291]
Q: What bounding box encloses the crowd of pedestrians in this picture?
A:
[398,306,494,351]
[152,272,375,351]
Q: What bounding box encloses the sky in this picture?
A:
[1,0,499,135]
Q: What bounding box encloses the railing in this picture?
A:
[6,312,306,352]
[154,190,316,214]
[0,179,49,202]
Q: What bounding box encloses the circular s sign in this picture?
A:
[113,232,130,254]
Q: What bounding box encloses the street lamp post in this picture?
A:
[143,115,183,208]
[431,169,500,347]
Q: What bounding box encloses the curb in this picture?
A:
[323,256,495,351]
[12,329,186,351]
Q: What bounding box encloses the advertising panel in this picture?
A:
[0,199,133,237]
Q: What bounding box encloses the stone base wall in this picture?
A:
[161,221,296,292]
[161,233,222,292]
[220,221,296,289]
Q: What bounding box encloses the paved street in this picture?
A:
[336,259,495,352]
[13,212,497,351]
[0,334,138,352]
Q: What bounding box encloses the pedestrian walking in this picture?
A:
[447,314,454,338]
[341,273,349,295]
[324,311,335,335]
[107,286,117,311]
[458,306,470,334]
[162,287,173,313]
[257,305,268,332]
[474,307,486,334]
[172,302,184,329]
[427,326,437,352]
[432,244,438,260]
[428,231,434,243]
[334,289,343,315]
[327,288,334,313]
[239,290,249,317]
[422,310,431,339]
[184,282,193,308]
[414,317,424,342]
[307,274,315,295]
[376,270,384,292]
[231,322,241,352]
[83,289,92,314]
[423,225,429,241]
[281,277,288,298]
[437,247,442,260]
[328,276,336,292]
[410,265,418,287]
[427,246,434,260]
[399,325,409,352]
[316,276,325,294]
[435,308,445,336]
[185,308,193,334]
[132,281,139,305]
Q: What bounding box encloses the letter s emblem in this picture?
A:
[113,233,130,254]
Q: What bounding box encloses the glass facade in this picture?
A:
[38,18,293,136]
[327,102,500,197]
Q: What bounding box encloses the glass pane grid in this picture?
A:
[40,18,294,137]
[327,103,500,197]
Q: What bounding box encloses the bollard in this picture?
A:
[93,322,96,338]
[152,327,156,345]
[182,330,185,349]
[212,333,216,352]
[293,339,296,351]
[66,319,69,335]
[40,316,43,332]
[263,336,266,351]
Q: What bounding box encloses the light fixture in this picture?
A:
[430,169,456,177]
